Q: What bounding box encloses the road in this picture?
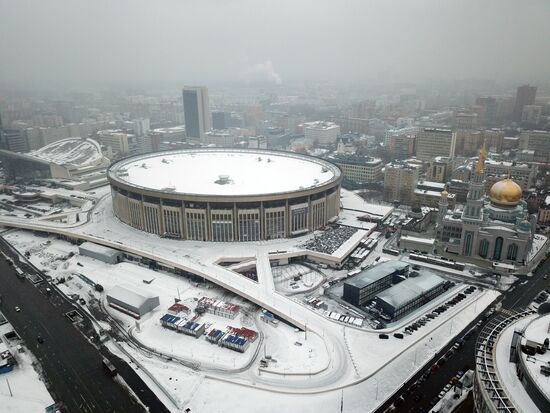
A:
[377,254,550,413]
[0,238,169,413]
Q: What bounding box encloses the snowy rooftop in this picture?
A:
[109,149,340,196]
[494,315,541,412]
[376,272,445,309]
[79,241,121,258]
[521,314,550,401]
[107,284,159,308]
[345,261,409,289]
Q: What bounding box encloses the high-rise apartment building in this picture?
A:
[182,86,211,142]
[521,105,541,126]
[520,130,550,163]
[383,162,420,205]
[0,116,28,153]
[212,111,226,130]
[386,134,415,160]
[133,118,150,137]
[415,128,456,162]
[474,97,497,126]
[513,84,537,122]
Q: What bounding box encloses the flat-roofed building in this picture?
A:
[106,284,160,318]
[327,154,383,184]
[78,242,122,264]
[414,188,456,209]
[383,162,420,205]
[520,130,550,163]
[342,261,409,307]
[484,159,537,191]
[416,128,456,161]
[304,121,340,145]
[386,134,416,160]
[374,272,446,320]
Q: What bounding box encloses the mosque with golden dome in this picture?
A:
[436,144,536,265]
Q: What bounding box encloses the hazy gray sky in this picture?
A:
[1,0,549,89]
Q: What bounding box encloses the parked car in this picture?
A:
[14,306,21,312]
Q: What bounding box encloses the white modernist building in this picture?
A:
[108,148,342,241]
[304,121,341,145]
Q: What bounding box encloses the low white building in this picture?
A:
[106,284,160,318]
[304,121,340,145]
[399,235,435,253]
[79,242,122,264]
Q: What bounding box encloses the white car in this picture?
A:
[14,306,21,312]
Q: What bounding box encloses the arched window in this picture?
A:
[479,239,489,258]
[507,244,518,261]
[493,237,503,261]
[464,233,473,256]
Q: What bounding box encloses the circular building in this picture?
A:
[107,148,342,241]
[474,312,550,412]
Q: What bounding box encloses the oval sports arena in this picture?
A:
[107,148,342,241]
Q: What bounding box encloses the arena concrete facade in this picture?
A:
[107,148,342,241]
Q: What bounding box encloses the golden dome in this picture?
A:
[489,178,522,206]
[441,190,449,198]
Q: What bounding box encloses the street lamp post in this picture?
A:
[373,377,379,400]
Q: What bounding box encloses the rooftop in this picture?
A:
[304,121,340,130]
[109,148,340,196]
[376,272,445,309]
[328,154,383,166]
[107,284,158,309]
[0,138,107,168]
[521,314,550,401]
[79,241,121,258]
[345,261,409,289]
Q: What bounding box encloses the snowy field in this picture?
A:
[4,231,330,373]
[112,288,499,413]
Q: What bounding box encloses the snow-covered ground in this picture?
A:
[0,323,54,412]
[111,288,499,413]
[0,186,504,412]
[258,316,330,375]
[272,264,324,294]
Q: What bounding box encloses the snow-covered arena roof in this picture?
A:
[29,138,105,167]
[109,149,341,196]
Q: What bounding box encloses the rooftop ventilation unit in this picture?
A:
[215,175,231,185]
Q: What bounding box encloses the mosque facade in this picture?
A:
[437,145,536,266]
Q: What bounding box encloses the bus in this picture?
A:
[102,358,117,377]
